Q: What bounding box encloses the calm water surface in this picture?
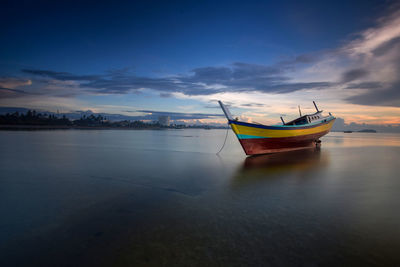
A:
[0,129,400,266]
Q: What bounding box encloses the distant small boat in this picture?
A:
[344,131,353,133]
[219,101,336,155]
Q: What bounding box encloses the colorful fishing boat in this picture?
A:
[219,101,335,155]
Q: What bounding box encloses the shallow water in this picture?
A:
[0,130,399,266]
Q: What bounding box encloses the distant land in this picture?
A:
[343,129,377,133]
[0,107,224,126]
[0,107,227,130]
[0,107,399,132]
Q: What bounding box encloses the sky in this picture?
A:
[1,0,400,126]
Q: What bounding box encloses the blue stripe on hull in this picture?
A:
[236,134,266,139]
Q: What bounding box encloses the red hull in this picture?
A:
[238,130,329,155]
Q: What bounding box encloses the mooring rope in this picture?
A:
[216,125,230,155]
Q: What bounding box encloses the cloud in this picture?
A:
[21,69,101,81]
[159,92,172,98]
[19,62,331,97]
[231,62,282,79]
[13,50,338,98]
[277,52,322,66]
[345,6,400,56]
[0,78,36,99]
[292,54,317,64]
[241,103,267,107]
[337,6,400,106]
[372,36,400,56]
[0,74,87,99]
[189,66,233,83]
[0,77,32,89]
[346,81,400,107]
[181,63,331,94]
[345,82,382,90]
[0,87,32,98]
[341,68,369,83]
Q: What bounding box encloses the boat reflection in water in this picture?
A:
[232,147,329,187]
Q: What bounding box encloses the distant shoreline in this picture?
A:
[0,125,228,130]
[0,125,164,130]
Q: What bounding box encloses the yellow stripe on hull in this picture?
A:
[231,120,335,138]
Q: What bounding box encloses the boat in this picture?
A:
[218,101,336,155]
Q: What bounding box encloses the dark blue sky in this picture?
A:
[1,0,400,125]
[1,0,385,74]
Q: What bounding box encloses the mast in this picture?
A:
[313,101,319,112]
[218,101,234,121]
[298,105,302,117]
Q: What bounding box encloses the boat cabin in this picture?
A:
[283,101,330,126]
[284,112,326,126]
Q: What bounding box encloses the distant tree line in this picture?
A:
[0,110,160,128]
[0,110,229,129]
[0,110,71,126]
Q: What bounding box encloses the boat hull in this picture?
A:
[237,130,329,154]
[230,118,335,155]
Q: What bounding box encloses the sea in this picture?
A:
[0,129,399,266]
